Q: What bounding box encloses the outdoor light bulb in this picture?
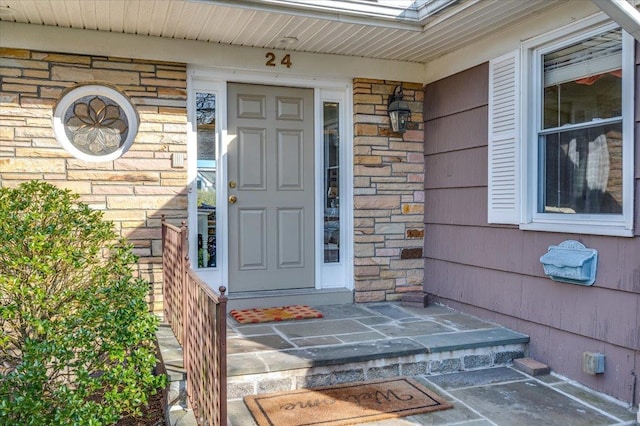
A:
[278,36,298,46]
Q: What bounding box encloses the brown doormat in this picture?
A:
[244,377,453,426]
[230,305,323,324]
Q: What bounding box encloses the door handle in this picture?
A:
[228,195,237,204]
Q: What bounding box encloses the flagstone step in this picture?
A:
[227,342,528,400]
[226,303,529,399]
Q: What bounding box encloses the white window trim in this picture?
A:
[315,88,354,289]
[187,79,226,287]
[187,67,354,292]
[519,16,635,237]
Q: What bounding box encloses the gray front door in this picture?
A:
[227,83,315,292]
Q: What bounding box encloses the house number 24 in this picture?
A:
[265,52,292,68]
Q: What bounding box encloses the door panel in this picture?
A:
[237,128,266,190]
[228,83,314,292]
[277,130,304,190]
[237,208,267,270]
[238,94,266,119]
[277,208,304,268]
[276,96,304,120]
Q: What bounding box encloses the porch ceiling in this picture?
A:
[0,0,564,64]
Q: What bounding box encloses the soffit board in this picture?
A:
[0,0,565,64]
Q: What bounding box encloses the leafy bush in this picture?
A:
[0,181,165,425]
[197,188,216,207]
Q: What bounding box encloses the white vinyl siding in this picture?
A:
[487,50,520,224]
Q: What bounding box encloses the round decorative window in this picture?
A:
[53,85,138,162]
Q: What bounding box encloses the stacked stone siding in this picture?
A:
[352,79,425,302]
[0,50,425,309]
[0,48,188,314]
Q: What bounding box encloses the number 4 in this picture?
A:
[280,54,292,68]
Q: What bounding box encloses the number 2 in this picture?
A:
[265,52,276,67]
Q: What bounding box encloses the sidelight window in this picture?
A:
[196,92,217,268]
[323,102,340,263]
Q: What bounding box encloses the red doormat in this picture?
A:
[230,305,323,324]
[244,377,453,426]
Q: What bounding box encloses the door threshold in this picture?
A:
[226,287,353,311]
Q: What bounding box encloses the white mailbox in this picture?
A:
[539,240,598,286]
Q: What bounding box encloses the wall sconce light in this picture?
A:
[387,85,411,133]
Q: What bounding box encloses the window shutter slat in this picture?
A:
[488,50,520,224]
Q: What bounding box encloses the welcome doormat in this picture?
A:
[230,305,323,324]
[244,377,453,426]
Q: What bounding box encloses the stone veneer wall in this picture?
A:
[0,48,188,314]
[352,79,425,302]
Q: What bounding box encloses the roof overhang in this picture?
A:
[0,0,599,66]
[195,0,459,29]
[592,0,640,41]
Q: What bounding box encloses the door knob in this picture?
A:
[228,195,237,204]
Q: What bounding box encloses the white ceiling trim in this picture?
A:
[0,21,425,83]
[0,0,590,66]
[194,0,459,28]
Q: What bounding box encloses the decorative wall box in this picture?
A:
[539,240,598,286]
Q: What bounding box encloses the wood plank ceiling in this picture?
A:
[0,0,563,63]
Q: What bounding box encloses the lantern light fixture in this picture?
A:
[387,85,411,134]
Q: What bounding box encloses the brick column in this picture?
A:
[352,79,425,302]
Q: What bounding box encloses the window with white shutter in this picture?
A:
[514,19,635,237]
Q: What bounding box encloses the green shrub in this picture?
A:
[197,188,216,207]
[0,181,165,425]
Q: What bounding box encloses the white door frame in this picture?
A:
[187,66,354,293]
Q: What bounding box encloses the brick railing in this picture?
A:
[161,216,227,425]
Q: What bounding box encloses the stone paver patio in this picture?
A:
[158,302,638,425]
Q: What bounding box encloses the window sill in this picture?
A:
[520,221,634,237]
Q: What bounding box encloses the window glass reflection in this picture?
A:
[196,92,217,268]
[539,29,623,215]
[323,102,340,263]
